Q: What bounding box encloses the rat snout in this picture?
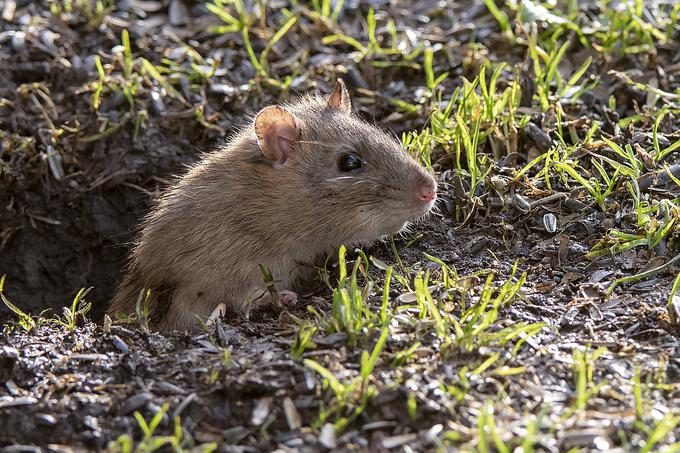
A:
[415,175,437,203]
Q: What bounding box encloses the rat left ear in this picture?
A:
[253,106,300,165]
[328,79,352,113]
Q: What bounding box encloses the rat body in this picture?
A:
[109,80,437,331]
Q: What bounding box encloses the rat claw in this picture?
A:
[249,289,297,314]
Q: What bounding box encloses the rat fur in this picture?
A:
[109,80,437,331]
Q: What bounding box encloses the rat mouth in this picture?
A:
[346,187,437,243]
[348,201,435,243]
[408,194,437,219]
[418,197,437,214]
[388,196,437,230]
[380,190,437,222]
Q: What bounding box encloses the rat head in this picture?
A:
[253,79,437,243]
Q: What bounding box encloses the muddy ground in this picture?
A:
[1,0,680,451]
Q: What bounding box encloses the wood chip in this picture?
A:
[283,397,301,430]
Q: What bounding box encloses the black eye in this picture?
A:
[338,153,364,172]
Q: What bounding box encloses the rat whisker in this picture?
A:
[380,183,405,192]
[324,176,360,182]
[298,140,335,148]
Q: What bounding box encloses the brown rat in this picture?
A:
[108,79,437,331]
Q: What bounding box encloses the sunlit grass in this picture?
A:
[1,275,90,335]
[108,403,217,453]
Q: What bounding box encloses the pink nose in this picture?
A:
[417,181,437,202]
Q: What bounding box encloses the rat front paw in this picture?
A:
[249,289,298,314]
[277,290,298,306]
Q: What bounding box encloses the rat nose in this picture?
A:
[416,178,437,202]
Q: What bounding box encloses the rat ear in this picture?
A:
[253,106,300,165]
[328,79,352,113]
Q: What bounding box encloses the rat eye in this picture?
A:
[338,153,364,172]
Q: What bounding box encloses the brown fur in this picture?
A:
[108,86,437,331]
